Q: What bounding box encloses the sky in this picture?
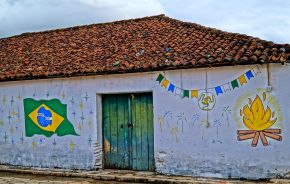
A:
[0,0,289,43]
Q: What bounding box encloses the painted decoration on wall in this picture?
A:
[222,106,231,127]
[198,92,216,111]
[156,109,229,143]
[0,90,95,156]
[237,92,282,147]
[23,98,79,137]
[156,65,261,111]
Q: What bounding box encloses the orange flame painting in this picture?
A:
[237,92,282,147]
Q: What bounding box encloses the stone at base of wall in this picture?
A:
[0,164,289,184]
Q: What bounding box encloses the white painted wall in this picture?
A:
[0,63,289,179]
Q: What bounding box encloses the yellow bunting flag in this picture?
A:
[161,79,169,88]
[191,90,199,99]
[238,75,247,86]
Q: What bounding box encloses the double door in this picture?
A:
[102,93,154,171]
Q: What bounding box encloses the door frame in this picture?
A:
[97,91,155,170]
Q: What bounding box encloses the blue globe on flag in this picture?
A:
[37,106,52,127]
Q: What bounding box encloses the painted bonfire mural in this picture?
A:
[237,92,282,147]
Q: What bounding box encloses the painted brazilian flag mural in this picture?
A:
[23,98,78,137]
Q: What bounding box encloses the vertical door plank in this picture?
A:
[102,95,111,168]
[123,94,130,169]
[132,94,142,170]
[146,94,155,171]
[116,95,130,169]
[128,95,133,169]
[109,95,118,168]
[140,94,149,171]
[136,95,143,170]
[133,94,140,170]
[131,94,137,170]
[116,95,123,168]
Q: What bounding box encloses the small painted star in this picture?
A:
[10,96,14,106]
[7,112,13,124]
[69,141,75,151]
[80,112,85,124]
[46,92,50,98]
[10,110,18,117]
[2,95,6,105]
[53,139,57,146]
[20,134,24,144]
[77,123,82,132]
[32,141,37,149]
[10,127,14,134]
[79,100,84,110]
[17,108,20,120]
[61,92,66,99]
[4,132,8,143]
[70,97,75,104]
[83,92,89,102]
[39,137,44,144]
[88,136,92,146]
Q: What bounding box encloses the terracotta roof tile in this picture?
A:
[0,14,290,81]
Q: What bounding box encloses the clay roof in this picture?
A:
[0,14,289,82]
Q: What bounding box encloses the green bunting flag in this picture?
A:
[156,74,164,83]
[231,79,239,89]
[23,98,79,137]
[183,90,190,98]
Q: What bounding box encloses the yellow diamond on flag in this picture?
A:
[28,104,64,132]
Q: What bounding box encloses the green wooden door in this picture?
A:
[102,93,154,171]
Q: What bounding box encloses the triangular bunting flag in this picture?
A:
[222,83,231,93]
[175,87,183,97]
[191,90,199,99]
[168,83,175,93]
[231,79,239,89]
[245,70,254,80]
[161,79,169,88]
[215,86,223,95]
[238,75,247,86]
[183,90,190,98]
[156,74,164,83]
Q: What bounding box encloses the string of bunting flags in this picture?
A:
[156,65,261,100]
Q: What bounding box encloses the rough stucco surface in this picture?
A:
[0,63,289,179]
[153,64,290,179]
